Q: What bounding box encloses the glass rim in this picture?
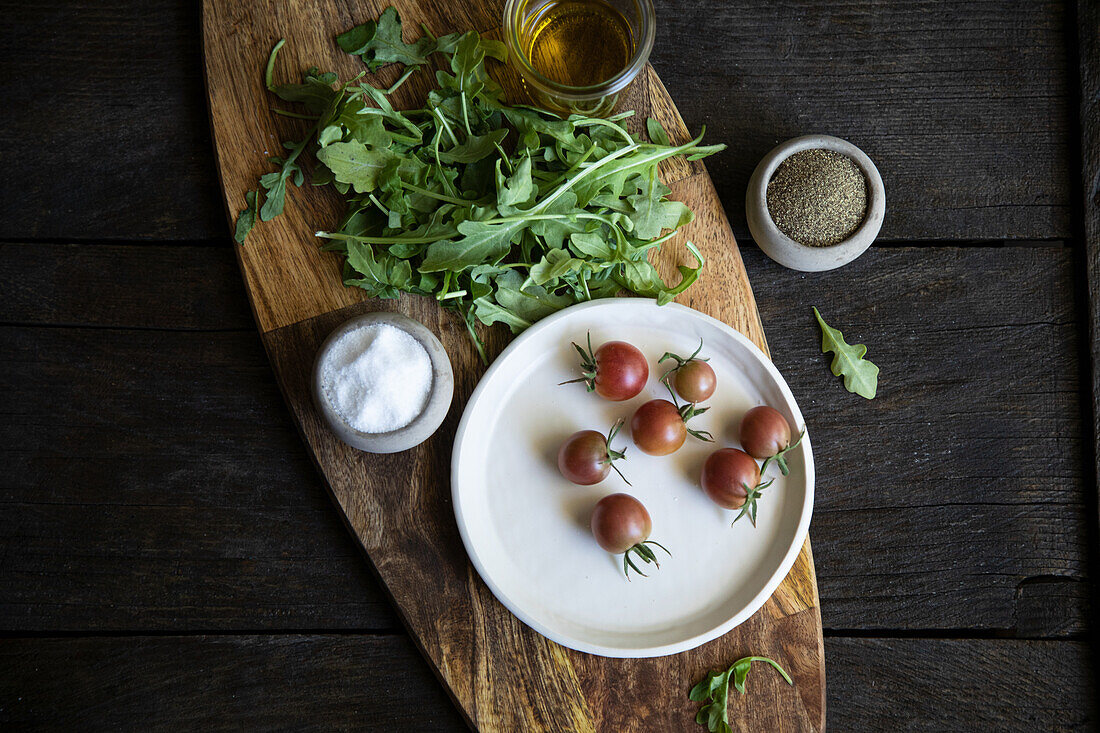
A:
[502,0,657,101]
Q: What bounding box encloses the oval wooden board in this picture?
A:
[202,1,825,729]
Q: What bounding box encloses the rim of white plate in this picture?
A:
[451,298,815,657]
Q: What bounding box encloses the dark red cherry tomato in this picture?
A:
[590,493,652,553]
[739,406,804,476]
[700,448,772,526]
[659,339,716,403]
[631,395,715,456]
[565,333,648,401]
[739,406,791,459]
[700,448,760,510]
[558,420,629,486]
[674,360,716,403]
[590,493,670,579]
[630,399,687,456]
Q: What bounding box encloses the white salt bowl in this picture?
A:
[312,312,454,453]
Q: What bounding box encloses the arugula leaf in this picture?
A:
[335,21,377,55]
[656,241,705,305]
[568,231,614,260]
[628,168,693,239]
[343,7,435,70]
[494,271,572,321]
[619,258,666,297]
[646,117,671,145]
[813,306,879,399]
[420,219,524,272]
[431,31,464,55]
[258,155,301,221]
[502,106,578,152]
[343,241,412,298]
[690,656,793,733]
[436,129,509,164]
[316,140,396,193]
[496,155,534,214]
[271,69,341,112]
[473,297,532,331]
[234,190,258,244]
[529,248,582,286]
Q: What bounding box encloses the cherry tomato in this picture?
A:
[630,399,687,456]
[590,493,652,553]
[739,406,791,459]
[557,420,629,486]
[659,339,717,403]
[674,360,717,403]
[566,333,648,401]
[700,448,771,526]
[590,493,671,579]
[739,406,804,475]
[700,448,760,510]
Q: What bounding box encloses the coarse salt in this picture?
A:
[321,323,433,434]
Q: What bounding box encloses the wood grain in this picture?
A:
[1077,0,1100,540]
[0,0,1076,243]
[0,635,1093,731]
[201,0,824,729]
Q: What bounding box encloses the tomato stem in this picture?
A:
[560,331,599,392]
[621,540,672,580]
[732,478,774,528]
[657,338,709,369]
[658,338,710,397]
[601,418,632,486]
[760,428,806,476]
[664,382,715,442]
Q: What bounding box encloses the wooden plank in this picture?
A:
[0,325,397,631]
[0,635,1093,730]
[0,244,1089,635]
[1078,0,1100,541]
[824,637,1096,730]
[0,635,468,731]
[0,0,1073,243]
[0,1,223,241]
[201,1,825,729]
[0,243,250,330]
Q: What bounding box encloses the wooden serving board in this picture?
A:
[202,1,825,729]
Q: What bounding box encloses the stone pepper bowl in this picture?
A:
[312,312,454,454]
[746,134,886,272]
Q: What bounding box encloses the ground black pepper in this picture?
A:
[766,149,868,247]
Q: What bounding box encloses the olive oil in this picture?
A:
[521,0,635,87]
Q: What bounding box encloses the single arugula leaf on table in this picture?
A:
[689,656,793,733]
[812,306,879,399]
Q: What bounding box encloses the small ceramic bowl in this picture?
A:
[312,312,454,454]
[746,134,885,272]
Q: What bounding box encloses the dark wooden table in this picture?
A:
[1,1,1097,729]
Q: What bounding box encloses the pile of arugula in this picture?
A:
[235,8,724,360]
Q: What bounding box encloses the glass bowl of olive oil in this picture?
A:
[504,0,656,117]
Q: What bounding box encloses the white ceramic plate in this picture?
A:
[452,299,814,658]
